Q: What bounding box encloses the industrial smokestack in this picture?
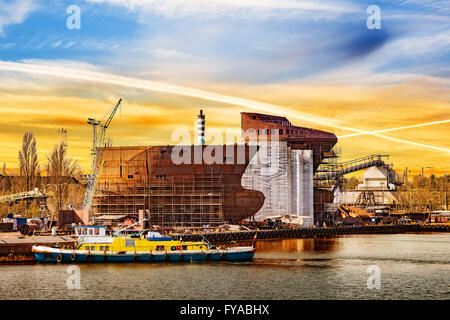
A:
[197,109,205,145]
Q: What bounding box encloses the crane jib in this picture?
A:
[82,98,122,214]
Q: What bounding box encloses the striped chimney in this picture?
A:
[197,109,205,145]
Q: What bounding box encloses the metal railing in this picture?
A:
[315,155,389,181]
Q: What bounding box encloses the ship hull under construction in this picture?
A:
[93,144,265,227]
[93,112,338,227]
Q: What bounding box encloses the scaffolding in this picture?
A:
[93,183,148,216]
[149,174,224,227]
[313,147,341,225]
[92,174,224,228]
[314,146,341,189]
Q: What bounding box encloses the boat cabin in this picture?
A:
[72,225,107,237]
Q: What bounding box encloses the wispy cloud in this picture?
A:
[0,59,449,155]
[0,0,38,35]
[390,31,450,56]
[84,0,359,20]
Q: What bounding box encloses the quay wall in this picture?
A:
[0,224,448,263]
[174,224,450,243]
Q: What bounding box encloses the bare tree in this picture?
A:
[18,131,39,191]
[46,142,81,213]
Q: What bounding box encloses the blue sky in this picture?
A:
[1,0,448,83]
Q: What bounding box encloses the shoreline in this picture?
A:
[0,224,448,265]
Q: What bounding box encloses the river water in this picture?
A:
[0,233,449,300]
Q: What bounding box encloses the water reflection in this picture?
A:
[0,234,448,300]
[256,238,340,253]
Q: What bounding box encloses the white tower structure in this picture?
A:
[197,109,205,145]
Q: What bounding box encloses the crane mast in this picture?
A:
[83,98,122,214]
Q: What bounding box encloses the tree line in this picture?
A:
[0,131,85,217]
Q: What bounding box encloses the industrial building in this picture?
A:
[337,165,398,207]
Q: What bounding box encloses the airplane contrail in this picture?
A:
[338,119,450,139]
[0,60,448,153]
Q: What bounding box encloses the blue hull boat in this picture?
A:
[32,246,256,263]
[32,227,257,264]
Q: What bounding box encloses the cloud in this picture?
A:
[0,0,38,35]
[390,31,450,56]
[0,59,449,171]
[0,59,341,127]
[84,0,358,20]
[148,48,192,60]
[1,59,449,156]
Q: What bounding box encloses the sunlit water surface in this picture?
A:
[0,233,448,299]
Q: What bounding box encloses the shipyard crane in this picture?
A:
[83,98,122,214]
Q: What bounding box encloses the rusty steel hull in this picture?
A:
[94,144,265,225]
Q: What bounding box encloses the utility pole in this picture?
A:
[404,167,408,184]
[426,166,434,177]
[58,128,67,147]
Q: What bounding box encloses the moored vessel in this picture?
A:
[32,226,255,263]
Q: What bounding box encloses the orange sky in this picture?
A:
[0,76,448,176]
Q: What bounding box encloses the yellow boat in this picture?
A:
[32,226,256,263]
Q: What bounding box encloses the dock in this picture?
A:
[0,224,448,264]
[0,234,76,263]
[174,224,450,244]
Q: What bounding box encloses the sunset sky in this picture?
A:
[0,0,449,175]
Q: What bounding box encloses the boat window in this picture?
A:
[90,246,95,251]
[125,239,135,247]
[94,228,99,235]
[170,246,177,251]
[156,245,165,251]
[182,245,188,250]
[100,246,104,251]
[105,246,110,251]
